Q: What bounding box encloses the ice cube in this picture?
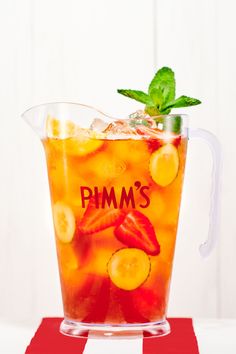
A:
[103,119,138,138]
[129,110,147,120]
[90,118,109,132]
[128,110,156,129]
[136,125,164,139]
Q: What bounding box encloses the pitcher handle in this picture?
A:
[188,128,222,258]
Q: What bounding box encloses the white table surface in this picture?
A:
[0,319,236,354]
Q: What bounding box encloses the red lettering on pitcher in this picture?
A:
[80,186,93,208]
[80,183,150,209]
[101,187,118,209]
[94,186,99,208]
[139,186,150,208]
[119,187,135,209]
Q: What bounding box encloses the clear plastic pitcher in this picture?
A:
[22,102,222,338]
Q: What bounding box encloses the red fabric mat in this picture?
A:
[25,318,87,354]
[25,318,199,354]
[143,318,199,353]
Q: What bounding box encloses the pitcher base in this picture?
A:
[60,319,170,339]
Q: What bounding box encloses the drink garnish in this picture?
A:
[107,248,151,290]
[149,143,179,186]
[114,210,160,256]
[117,67,201,116]
[52,201,76,243]
[78,194,125,235]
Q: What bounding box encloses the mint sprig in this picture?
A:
[117,89,153,106]
[117,67,201,116]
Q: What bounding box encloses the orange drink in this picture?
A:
[22,66,221,337]
[42,113,188,336]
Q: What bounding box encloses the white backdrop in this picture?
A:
[0,0,235,325]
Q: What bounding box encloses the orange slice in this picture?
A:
[52,201,76,243]
[149,143,179,187]
[46,116,77,139]
[107,248,151,291]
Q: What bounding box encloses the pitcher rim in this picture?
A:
[21,101,189,122]
[21,101,113,120]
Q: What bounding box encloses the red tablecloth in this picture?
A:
[25,318,199,354]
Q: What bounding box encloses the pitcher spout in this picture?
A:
[21,102,112,139]
[22,103,50,138]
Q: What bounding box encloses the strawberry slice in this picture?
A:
[146,138,163,153]
[147,135,181,152]
[137,126,181,152]
[114,210,160,256]
[78,195,125,235]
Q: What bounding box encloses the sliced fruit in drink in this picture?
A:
[46,116,77,139]
[149,143,179,187]
[78,194,125,235]
[47,116,104,156]
[114,210,160,256]
[147,135,181,153]
[107,248,151,291]
[168,134,181,147]
[146,138,162,153]
[52,201,75,243]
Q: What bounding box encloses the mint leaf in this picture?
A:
[149,88,164,107]
[163,95,201,110]
[159,107,171,115]
[117,66,202,127]
[148,67,175,104]
[145,105,160,116]
[117,89,153,105]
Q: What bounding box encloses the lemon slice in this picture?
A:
[107,248,151,291]
[52,201,76,243]
[149,143,179,187]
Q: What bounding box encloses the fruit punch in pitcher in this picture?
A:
[43,68,201,331]
[44,117,188,325]
[23,66,221,337]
